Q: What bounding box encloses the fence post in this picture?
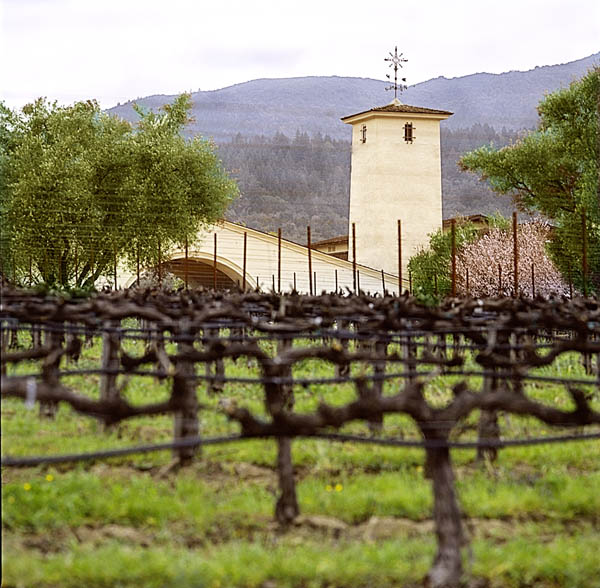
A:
[157,239,162,287]
[582,209,588,296]
[531,263,536,298]
[113,244,118,290]
[307,226,313,296]
[498,264,502,295]
[513,212,519,297]
[242,232,247,292]
[184,238,189,289]
[451,219,457,297]
[352,222,357,294]
[277,228,282,294]
[213,233,217,290]
[398,219,402,295]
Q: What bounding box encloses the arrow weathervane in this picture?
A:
[384,47,408,99]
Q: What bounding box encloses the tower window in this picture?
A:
[360,125,367,143]
[404,122,415,143]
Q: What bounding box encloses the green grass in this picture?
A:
[2,334,600,587]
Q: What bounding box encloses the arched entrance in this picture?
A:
[163,258,238,289]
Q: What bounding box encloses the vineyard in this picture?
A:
[2,287,600,587]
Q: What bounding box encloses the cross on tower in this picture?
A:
[384,46,408,100]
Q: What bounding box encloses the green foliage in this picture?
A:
[0,95,238,288]
[460,68,600,293]
[407,222,479,303]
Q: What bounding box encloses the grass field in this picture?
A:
[2,333,600,587]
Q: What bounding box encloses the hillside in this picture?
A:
[108,52,599,140]
[106,53,598,240]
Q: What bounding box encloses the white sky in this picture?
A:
[1,0,599,110]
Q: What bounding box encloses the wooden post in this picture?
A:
[184,238,189,289]
[512,212,519,297]
[397,219,402,294]
[498,264,502,295]
[381,269,386,294]
[157,239,162,287]
[357,270,361,294]
[113,244,118,290]
[352,222,357,294]
[568,266,573,298]
[582,209,588,296]
[531,263,536,298]
[277,228,282,294]
[29,256,33,285]
[466,267,469,296]
[242,232,247,291]
[136,244,140,287]
[313,271,317,294]
[409,271,412,295]
[73,249,77,286]
[307,226,313,296]
[451,219,457,297]
[293,272,296,292]
[213,233,217,290]
[335,269,338,293]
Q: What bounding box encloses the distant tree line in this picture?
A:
[216,125,522,242]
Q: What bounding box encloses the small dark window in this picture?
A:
[404,122,415,143]
[360,124,367,143]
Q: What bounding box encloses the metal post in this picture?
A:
[357,270,361,293]
[314,271,317,294]
[451,218,457,297]
[335,269,338,293]
[513,212,519,297]
[531,263,536,298]
[136,244,140,287]
[352,222,357,294]
[307,226,313,296]
[293,272,296,291]
[381,269,386,295]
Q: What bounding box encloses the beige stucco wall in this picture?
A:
[346,111,446,288]
[118,221,399,295]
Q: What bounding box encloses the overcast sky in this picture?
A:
[1,0,599,110]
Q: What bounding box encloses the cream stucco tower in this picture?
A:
[342,98,452,283]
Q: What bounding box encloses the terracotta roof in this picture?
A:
[342,99,453,121]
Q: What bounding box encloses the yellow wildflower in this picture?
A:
[23,483,32,491]
[335,483,343,492]
[45,474,54,482]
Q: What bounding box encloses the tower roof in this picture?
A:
[341,98,453,124]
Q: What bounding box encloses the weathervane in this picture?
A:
[384,46,408,99]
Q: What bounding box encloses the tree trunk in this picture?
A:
[425,444,465,588]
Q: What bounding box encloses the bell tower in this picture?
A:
[342,49,452,283]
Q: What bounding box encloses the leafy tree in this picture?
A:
[459,68,600,293]
[408,221,480,304]
[0,95,238,288]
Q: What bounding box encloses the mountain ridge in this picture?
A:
[108,51,599,139]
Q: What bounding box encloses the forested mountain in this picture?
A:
[107,52,598,241]
[109,52,598,140]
